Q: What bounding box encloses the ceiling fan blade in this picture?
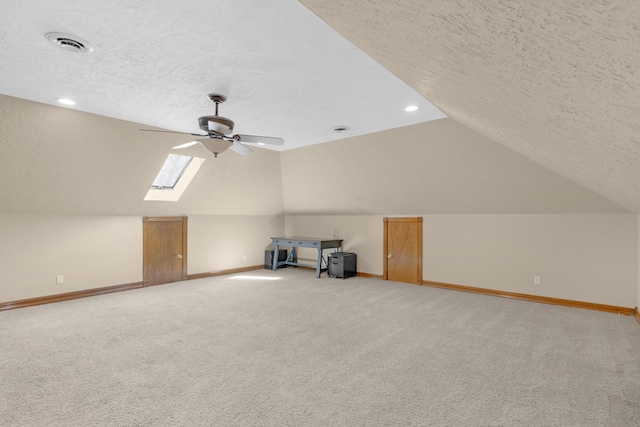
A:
[233,134,284,145]
[228,141,253,156]
[140,129,205,137]
[172,140,200,149]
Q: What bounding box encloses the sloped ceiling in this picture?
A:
[300,0,640,213]
[280,118,629,214]
[2,94,627,216]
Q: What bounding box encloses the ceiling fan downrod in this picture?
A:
[208,93,227,116]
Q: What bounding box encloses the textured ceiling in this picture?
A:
[301,0,640,212]
[0,0,444,152]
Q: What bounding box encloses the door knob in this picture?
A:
[387,253,393,259]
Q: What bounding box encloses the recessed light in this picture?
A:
[56,98,76,106]
[405,105,419,112]
[333,126,350,133]
[257,142,266,146]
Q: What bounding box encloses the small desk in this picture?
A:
[271,236,343,278]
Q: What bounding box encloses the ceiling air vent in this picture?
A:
[45,32,93,54]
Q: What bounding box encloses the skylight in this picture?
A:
[144,155,205,202]
[151,154,192,189]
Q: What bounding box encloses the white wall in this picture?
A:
[0,214,285,303]
[286,214,638,308]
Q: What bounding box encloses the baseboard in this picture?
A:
[421,280,636,316]
[4,270,631,321]
[187,265,263,280]
[0,265,266,311]
[0,282,144,312]
[357,272,383,279]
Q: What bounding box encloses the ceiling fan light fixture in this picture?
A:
[46,32,94,54]
[141,93,284,158]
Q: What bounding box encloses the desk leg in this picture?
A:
[316,248,323,278]
[272,245,279,271]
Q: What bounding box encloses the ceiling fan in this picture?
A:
[140,93,284,157]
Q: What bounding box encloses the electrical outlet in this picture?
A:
[56,275,64,285]
[534,276,541,285]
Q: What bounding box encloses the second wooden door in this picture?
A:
[383,217,422,285]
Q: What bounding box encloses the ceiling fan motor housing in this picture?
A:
[199,115,234,135]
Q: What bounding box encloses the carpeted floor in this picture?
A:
[1,269,639,426]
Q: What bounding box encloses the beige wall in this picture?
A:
[3,212,634,308]
[0,215,142,302]
[286,214,638,308]
[423,214,637,307]
[0,214,284,303]
[283,215,382,274]
[280,119,629,215]
[188,215,284,273]
[0,96,287,303]
[280,118,638,309]
[2,96,638,309]
[0,95,284,216]
[638,215,640,311]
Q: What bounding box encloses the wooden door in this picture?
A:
[143,216,188,286]
[383,217,422,285]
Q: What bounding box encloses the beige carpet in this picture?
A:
[2,269,639,426]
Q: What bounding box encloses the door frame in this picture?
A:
[383,217,422,283]
[143,216,188,286]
